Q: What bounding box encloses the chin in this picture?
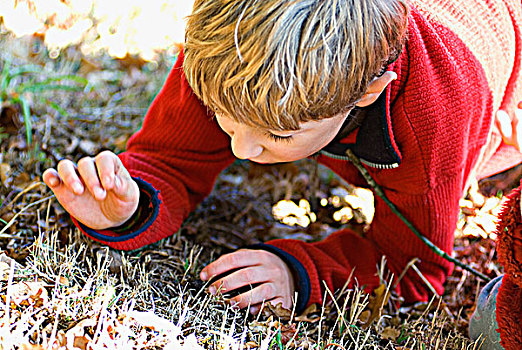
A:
[249,159,276,164]
[250,156,303,164]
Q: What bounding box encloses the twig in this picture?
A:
[394,257,420,288]
[3,182,44,210]
[410,262,440,298]
[345,149,491,282]
[0,195,55,237]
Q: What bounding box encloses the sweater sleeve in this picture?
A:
[76,51,235,250]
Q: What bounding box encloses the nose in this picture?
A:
[230,132,263,160]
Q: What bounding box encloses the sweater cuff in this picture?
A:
[73,177,161,243]
[248,243,311,314]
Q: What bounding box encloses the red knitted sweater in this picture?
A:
[75,0,522,308]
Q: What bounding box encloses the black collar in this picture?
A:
[321,91,402,169]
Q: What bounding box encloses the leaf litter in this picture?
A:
[0,31,511,349]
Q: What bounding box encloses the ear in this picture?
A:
[355,71,397,107]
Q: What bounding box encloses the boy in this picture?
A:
[43,0,521,348]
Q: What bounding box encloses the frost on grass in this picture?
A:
[0,226,479,349]
[0,229,262,349]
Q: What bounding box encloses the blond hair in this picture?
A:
[184,0,408,131]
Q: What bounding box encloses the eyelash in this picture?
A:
[267,133,293,142]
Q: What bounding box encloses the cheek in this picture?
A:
[266,136,326,160]
[215,117,232,136]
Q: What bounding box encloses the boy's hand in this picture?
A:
[42,151,140,230]
[496,102,522,152]
[200,249,295,314]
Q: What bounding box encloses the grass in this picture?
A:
[0,32,498,349]
[0,58,88,148]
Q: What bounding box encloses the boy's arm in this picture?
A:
[75,51,235,250]
[265,183,458,307]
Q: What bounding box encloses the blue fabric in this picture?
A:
[469,275,505,350]
[78,177,161,243]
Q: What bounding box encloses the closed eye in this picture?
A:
[266,132,293,142]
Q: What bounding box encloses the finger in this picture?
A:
[57,159,84,195]
[77,157,106,200]
[94,151,120,191]
[42,168,61,188]
[201,250,261,281]
[496,110,513,143]
[249,305,262,314]
[210,266,269,294]
[249,298,289,314]
[229,283,277,309]
[102,152,136,201]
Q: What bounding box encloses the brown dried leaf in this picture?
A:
[77,56,102,75]
[381,326,401,341]
[295,304,321,322]
[66,318,96,350]
[125,311,178,333]
[280,323,298,345]
[245,341,259,349]
[0,163,11,185]
[0,104,22,134]
[8,281,48,308]
[262,302,292,321]
[113,134,130,151]
[13,172,31,189]
[20,344,45,350]
[73,335,90,350]
[117,54,148,70]
[360,284,390,328]
[358,310,370,324]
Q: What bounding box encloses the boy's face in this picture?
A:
[215,112,349,163]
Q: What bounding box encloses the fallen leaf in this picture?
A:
[59,276,69,286]
[0,104,22,134]
[66,318,96,350]
[279,323,298,345]
[13,172,31,189]
[295,304,321,322]
[360,284,390,328]
[113,134,130,151]
[381,326,401,341]
[262,301,292,321]
[245,341,259,349]
[125,311,180,333]
[7,281,48,308]
[0,163,11,185]
[117,53,148,70]
[77,56,102,75]
[20,344,45,350]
